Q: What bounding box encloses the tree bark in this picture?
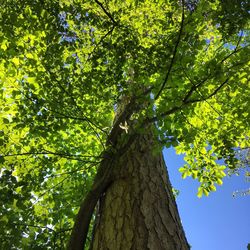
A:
[91,128,190,250]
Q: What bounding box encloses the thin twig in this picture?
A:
[2,151,99,160]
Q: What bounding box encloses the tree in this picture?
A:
[0,0,249,249]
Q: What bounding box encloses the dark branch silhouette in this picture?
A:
[154,0,185,100]
[148,77,229,124]
[1,151,100,162]
[94,0,117,25]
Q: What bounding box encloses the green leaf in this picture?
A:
[0,155,5,163]
[3,118,9,124]
[216,179,223,186]
[197,187,203,198]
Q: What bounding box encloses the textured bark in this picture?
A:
[91,129,190,250]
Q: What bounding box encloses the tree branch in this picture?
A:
[86,25,116,62]
[187,78,229,104]
[154,0,185,100]
[220,31,244,64]
[181,31,247,104]
[94,0,117,25]
[13,223,72,234]
[12,223,56,232]
[46,76,108,150]
[146,105,183,124]
[182,75,211,103]
[1,151,100,162]
[147,77,229,124]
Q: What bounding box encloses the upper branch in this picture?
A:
[94,0,117,25]
[182,40,245,103]
[154,0,185,100]
[186,77,229,104]
[147,77,229,124]
[182,75,210,103]
[220,31,244,64]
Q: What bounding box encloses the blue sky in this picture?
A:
[164,147,250,250]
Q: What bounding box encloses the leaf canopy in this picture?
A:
[0,0,249,248]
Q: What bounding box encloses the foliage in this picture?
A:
[0,0,249,248]
[232,148,250,197]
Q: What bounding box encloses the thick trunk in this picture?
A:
[91,129,189,250]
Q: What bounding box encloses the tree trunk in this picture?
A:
[91,128,190,250]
